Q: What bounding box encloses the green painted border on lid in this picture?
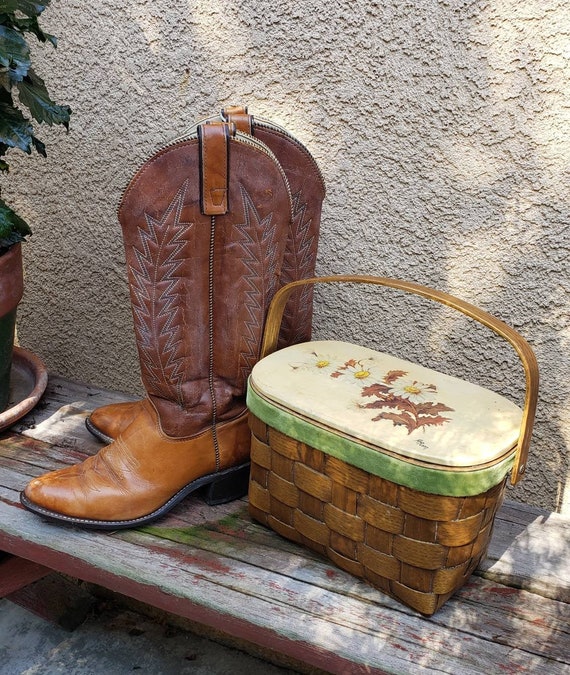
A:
[247,381,514,497]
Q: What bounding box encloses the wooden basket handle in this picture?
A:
[261,275,539,485]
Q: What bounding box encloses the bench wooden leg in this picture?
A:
[0,553,51,596]
[1,552,95,630]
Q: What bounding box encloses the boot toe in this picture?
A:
[23,466,89,519]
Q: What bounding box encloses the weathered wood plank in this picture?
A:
[128,511,570,662]
[0,500,567,675]
[11,374,138,452]
[6,571,96,630]
[481,502,570,603]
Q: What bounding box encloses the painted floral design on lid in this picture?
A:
[292,354,455,435]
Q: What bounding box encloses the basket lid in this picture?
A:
[249,340,522,469]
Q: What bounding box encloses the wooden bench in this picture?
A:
[1,375,569,674]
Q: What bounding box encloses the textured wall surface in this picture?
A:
[4,0,569,512]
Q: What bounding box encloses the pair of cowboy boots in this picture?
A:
[21,107,325,529]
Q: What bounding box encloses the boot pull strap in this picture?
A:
[198,122,234,215]
[221,105,254,135]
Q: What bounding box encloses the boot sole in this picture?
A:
[84,415,114,445]
[20,462,251,530]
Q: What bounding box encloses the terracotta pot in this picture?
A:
[0,243,24,411]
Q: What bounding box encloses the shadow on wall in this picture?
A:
[435,6,570,511]
[307,2,569,513]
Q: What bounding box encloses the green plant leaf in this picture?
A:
[0,196,31,250]
[31,133,45,156]
[0,69,11,92]
[0,96,33,152]
[0,24,31,83]
[18,68,70,126]
[0,2,50,19]
[9,15,56,46]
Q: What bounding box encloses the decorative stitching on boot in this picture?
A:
[233,184,280,388]
[129,181,193,404]
[279,190,317,346]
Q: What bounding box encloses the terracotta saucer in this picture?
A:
[0,346,48,432]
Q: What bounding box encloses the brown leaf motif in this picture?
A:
[383,370,408,384]
[360,370,454,434]
[371,411,417,435]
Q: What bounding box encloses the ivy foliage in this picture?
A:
[0,0,71,251]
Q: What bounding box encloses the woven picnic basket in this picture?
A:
[247,275,538,615]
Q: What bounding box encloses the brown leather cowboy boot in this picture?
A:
[21,122,291,529]
[85,106,325,444]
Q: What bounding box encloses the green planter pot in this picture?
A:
[0,244,24,412]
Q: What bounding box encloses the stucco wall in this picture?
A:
[4,0,569,513]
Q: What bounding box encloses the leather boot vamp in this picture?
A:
[24,400,250,523]
[87,400,142,441]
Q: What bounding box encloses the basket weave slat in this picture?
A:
[365,526,394,555]
[359,495,405,534]
[327,547,365,578]
[267,514,302,544]
[268,427,300,459]
[324,504,365,541]
[294,463,332,501]
[270,499,296,530]
[326,456,370,493]
[250,435,272,470]
[459,493,489,518]
[248,413,269,443]
[271,451,295,482]
[398,488,464,521]
[445,541,477,567]
[402,514,438,541]
[437,512,484,546]
[358,544,401,580]
[390,581,449,616]
[248,414,507,616]
[330,532,358,560]
[400,563,437,593]
[392,537,448,570]
[299,444,326,471]
[250,463,268,492]
[369,474,400,506]
[432,562,474,594]
[298,490,326,520]
[294,509,330,545]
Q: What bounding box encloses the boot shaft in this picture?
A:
[119,123,292,437]
[222,107,325,348]
[179,107,326,347]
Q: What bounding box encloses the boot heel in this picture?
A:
[202,463,250,506]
